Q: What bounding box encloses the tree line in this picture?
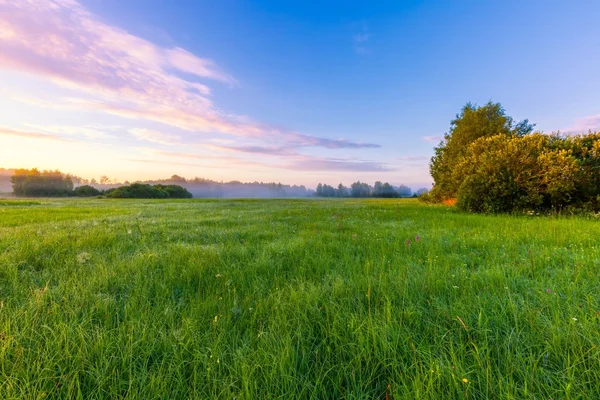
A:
[423,101,600,213]
[316,181,428,198]
[10,169,191,198]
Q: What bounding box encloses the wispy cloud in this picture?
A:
[396,156,430,162]
[288,157,393,172]
[24,123,118,139]
[149,148,393,172]
[208,144,298,157]
[129,128,181,146]
[353,23,372,55]
[290,133,380,149]
[0,0,379,151]
[422,135,444,143]
[0,126,71,141]
[565,114,600,133]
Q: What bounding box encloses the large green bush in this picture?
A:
[425,102,600,213]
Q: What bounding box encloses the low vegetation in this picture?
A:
[0,198,599,398]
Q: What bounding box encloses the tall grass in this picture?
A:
[0,198,599,398]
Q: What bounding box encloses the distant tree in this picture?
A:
[350,181,371,197]
[381,182,398,198]
[373,181,383,197]
[337,183,348,197]
[316,183,323,197]
[100,175,110,185]
[11,169,74,197]
[396,184,412,198]
[415,187,429,197]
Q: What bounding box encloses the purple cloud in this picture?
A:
[288,158,393,172]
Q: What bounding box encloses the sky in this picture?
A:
[1,0,599,189]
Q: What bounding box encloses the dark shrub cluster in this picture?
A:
[73,185,102,197]
[104,183,192,199]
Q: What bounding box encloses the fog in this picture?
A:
[87,176,313,198]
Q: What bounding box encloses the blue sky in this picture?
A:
[1,0,599,188]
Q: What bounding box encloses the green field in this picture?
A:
[1,198,599,399]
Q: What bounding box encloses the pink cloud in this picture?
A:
[567,115,600,133]
[129,128,181,146]
[0,0,380,151]
[0,126,71,142]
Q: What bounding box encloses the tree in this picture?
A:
[11,169,74,197]
[415,188,429,197]
[429,102,535,202]
[373,181,383,197]
[396,184,411,198]
[350,181,371,197]
[316,183,323,197]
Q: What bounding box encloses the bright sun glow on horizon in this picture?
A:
[1,0,599,188]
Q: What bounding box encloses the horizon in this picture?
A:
[0,166,429,192]
[1,1,599,188]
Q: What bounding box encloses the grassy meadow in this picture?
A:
[0,198,599,399]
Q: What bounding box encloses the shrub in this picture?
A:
[73,185,102,197]
[105,183,192,199]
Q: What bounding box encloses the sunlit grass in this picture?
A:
[0,198,599,398]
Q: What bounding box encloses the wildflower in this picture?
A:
[462,378,469,383]
[415,235,420,241]
[572,317,578,321]
[215,274,222,278]
[77,252,91,264]
[214,315,218,324]
[453,286,459,289]
[546,289,551,293]
[127,229,132,235]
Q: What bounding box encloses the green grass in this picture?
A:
[1,198,599,399]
